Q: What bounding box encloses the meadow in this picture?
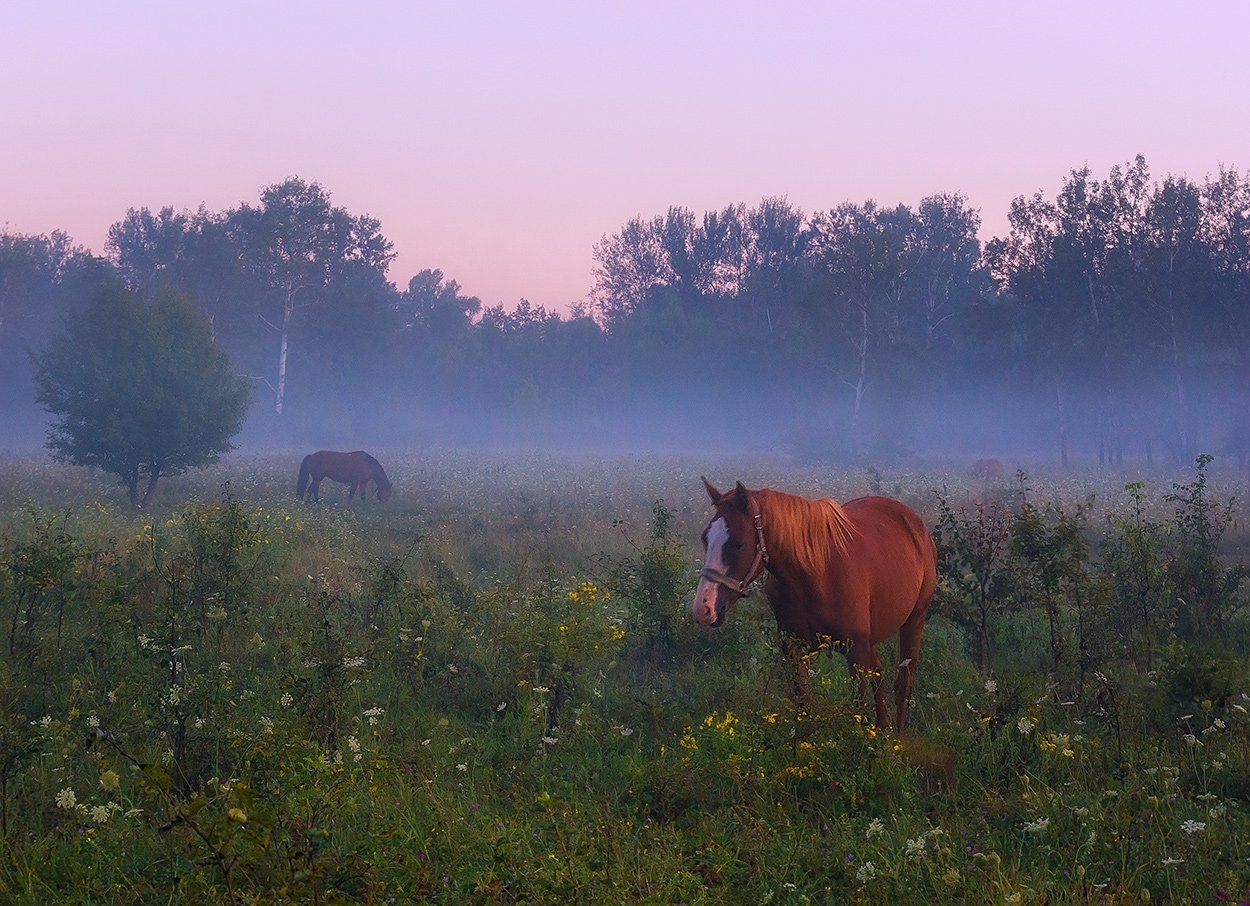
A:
[1,448,1249,904]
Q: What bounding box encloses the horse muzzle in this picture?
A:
[691,577,733,628]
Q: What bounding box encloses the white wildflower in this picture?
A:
[1022,816,1050,832]
[347,735,360,753]
[1181,819,1205,834]
[855,861,877,883]
[280,692,293,707]
[55,788,77,810]
[90,804,110,824]
[866,817,884,838]
[343,656,366,669]
[497,702,507,712]
[984,678,998,694]
[905,837,926,858]
[1017,717,1034,735]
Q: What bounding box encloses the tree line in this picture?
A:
[3,156,1250,462]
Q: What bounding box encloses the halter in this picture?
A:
[700,498,770,595]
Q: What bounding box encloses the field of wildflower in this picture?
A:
[1,448,1249,903]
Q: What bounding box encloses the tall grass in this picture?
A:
[0,451,1248,902]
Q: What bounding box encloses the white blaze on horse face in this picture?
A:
[692,517,729,624]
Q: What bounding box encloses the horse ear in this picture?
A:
[732,481,751,511]
[702,476,721,502]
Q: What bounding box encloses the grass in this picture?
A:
[0,449,1248,903]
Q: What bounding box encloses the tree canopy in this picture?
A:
[6,161,1250,463]
[33,286,250,506]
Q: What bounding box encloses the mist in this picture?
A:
[4,160,1250,486]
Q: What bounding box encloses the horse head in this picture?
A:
[692,478,768,628]
[377,483,393,503]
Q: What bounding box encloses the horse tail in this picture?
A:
[297,455,311,499]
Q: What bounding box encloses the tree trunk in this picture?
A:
[1056,382,1069,468]
[275,286,295,415]
[848,305,869,459]
[140,469,161,509]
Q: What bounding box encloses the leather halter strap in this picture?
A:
[700,499,770,595]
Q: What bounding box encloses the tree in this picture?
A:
[229,177,395,415]
[33,287,249,507]
[808,201,916,458]
[0,230,116,433]
[105,206,190,292]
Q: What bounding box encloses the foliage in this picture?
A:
[599,499,693,657]
[932,490,1017,671]
[32,287,249,507]
[1,453,1250,902]
[1165,454,1250,641]
[1008,478,1095,689]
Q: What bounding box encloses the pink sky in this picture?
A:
[4,1,1248,312]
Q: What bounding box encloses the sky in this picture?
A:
[4,1,1249,312]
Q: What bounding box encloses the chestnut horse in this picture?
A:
[692,480,936,731]
[297,451,393,503]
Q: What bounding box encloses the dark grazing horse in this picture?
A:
[692,479,937,732]
[297,451,393,503]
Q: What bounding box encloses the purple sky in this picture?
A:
[4,1,1249,312]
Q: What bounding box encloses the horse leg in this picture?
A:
[783,635,814,710]
[348,482,358,501]
[846,636,889,728]
[868,646,889,728]
[310,478,321,502]
[894,607,929,733]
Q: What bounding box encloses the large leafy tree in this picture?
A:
[33,287,249,507]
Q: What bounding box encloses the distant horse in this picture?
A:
[692,479,937,732]
[297,451,393,503]
[970,458,1006,481]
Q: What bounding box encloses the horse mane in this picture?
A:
[755,487,857,570]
